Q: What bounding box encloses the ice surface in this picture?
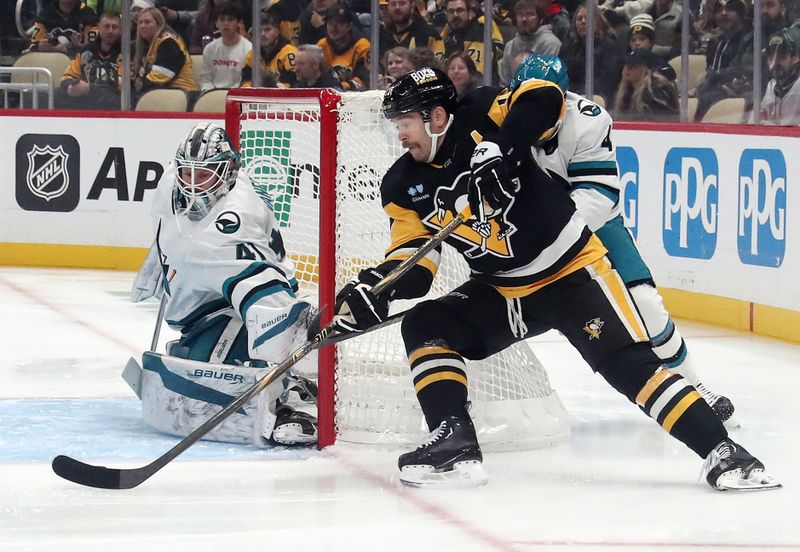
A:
[1,267,798,552]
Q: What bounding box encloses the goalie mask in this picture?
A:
[173,122,241,222]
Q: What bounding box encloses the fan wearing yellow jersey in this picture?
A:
[316,5,370,91]
[241,14,298,88]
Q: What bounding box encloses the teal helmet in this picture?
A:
[510,54,569,94]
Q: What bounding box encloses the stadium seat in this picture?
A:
[135,89,188,112]
[701,97,746,124]
[191,54,204,75]
[192,88,227,112]
[11,51,71,84]
[687,97,698,122]
[668,54,707,93]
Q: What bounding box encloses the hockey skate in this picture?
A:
[398,415,488,488]
[271,404,318,446]
[283,371,318,405]
[702,439,781,491]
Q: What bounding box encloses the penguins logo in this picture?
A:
[215,211,241,234]
[583,317,604,340]
[423,171,517,259]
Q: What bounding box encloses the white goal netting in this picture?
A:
[230,89,569,450]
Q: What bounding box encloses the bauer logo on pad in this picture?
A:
[16,134,80,212]
[737,149,786,268]
[662,148,718,259]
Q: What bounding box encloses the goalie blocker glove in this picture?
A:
[333,268,390,333]
[468,140,521,218]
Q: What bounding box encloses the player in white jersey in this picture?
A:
[133,122,318,447]
[511,54,736,425]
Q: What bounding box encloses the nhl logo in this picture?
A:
[26,145,70,201]
[15,134,79,212]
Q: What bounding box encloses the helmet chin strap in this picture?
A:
[424,114,454,163]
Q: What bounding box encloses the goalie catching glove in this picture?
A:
[333,268,390,333]
[468,140,520,218]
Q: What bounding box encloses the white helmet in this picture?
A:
[173,122,241,222]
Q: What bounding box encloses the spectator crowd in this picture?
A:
[4,0,800,124]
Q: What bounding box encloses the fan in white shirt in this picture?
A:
[197,7,252,92]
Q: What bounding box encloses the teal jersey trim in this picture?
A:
[222,262,270,303]
[567,161,618,177]
[571,181,620,205]
[239,281,297,320]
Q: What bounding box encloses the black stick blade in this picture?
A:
[52,455,134,489]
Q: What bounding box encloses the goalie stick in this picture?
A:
[51,209,468,490]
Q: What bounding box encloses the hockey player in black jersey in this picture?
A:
[333,67,780,491]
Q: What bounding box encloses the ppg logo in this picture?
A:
[738,149,786,267]
[616,147,639,237]
[663,148,718,259]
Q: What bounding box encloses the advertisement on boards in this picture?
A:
[0,114,223,248]
[614,128,798,312]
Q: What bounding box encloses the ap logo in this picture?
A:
[616,147,639,237]
[738,149,786,267]
[663,148,718,259]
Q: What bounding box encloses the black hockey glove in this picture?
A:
[467,141,519,220]
[333,268,390,333]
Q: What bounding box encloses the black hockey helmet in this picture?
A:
[382,67,458,121]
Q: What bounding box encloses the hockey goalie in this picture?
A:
[125,122,318,448]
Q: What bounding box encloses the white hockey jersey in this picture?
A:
[532,91,621,232]
[152,166,302,345]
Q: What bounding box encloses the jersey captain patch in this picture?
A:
[423,171,517,259]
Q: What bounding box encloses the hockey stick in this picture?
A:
[51,209,468,489]
[150,294,167,352]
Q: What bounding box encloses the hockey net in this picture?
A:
[225,88,569,450]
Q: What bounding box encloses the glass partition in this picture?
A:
[1,0,797,123]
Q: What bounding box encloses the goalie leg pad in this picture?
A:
[138,352,281,447]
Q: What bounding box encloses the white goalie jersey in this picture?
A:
[152,165,309,363]
[532,91,621,232]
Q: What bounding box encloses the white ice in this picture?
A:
[1,266,798,552]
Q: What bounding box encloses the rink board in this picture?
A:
[1,110,800,338]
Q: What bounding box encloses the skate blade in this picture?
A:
[714,469,782,491]
[399,460,488,489]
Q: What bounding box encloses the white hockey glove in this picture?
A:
[130,241,164,303]
[468,141,519,219]
[333,268,389,333]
